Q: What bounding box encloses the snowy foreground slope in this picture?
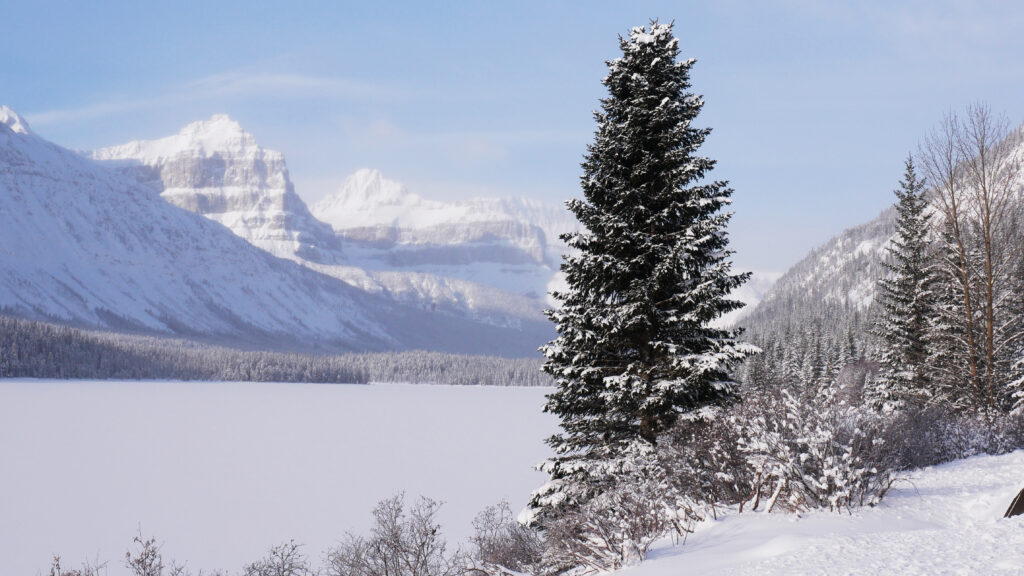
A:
[0,380,555,576]
[632,451,1024,576]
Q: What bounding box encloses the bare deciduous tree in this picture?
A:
[242,540,313,576]
[919,105,1024,414]
[920,111,982,407]
[956,104,1024,412]
[324,494,465,576]
[48,555,106,576]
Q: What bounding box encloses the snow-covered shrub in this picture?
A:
[536,444,700,574]
[48,556,106,576]
[324,494,464,576]
[657,410,752,521]
[870,404,1024,471]
[468,500,545,576]
[735,386,895,513]
[242,541,314,576]
[124,534,194,576]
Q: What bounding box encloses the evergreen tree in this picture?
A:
[869,157,937,411]
[530,22,756,520]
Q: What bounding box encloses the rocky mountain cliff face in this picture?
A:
[91,115,341,263]
[1,107,551,355]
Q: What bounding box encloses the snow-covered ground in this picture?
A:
[632,451,1024,576]
[0,380,555,576]
[5,378,1024,576]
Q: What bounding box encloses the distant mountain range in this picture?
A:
[1,107,556,355]
[90,116,578,327]
[1,106,788,356]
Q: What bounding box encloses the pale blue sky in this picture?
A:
[4,1,1024,273]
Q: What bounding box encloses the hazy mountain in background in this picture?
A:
[91,117,568,331]
[313,168,578,301]
[0,106,551,355]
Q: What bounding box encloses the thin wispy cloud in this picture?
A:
[183,72,387,100]
[26,71,402,127]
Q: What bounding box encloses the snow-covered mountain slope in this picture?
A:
[742,128,1024,335]
[632,450,1024,575]
[91,121,553,328]
[91,115,341,263]
[0,106,551,355]
[759,207,895,313]
[313,169,579,298]
[738,207,896,345]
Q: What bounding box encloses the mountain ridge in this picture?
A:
[0,107,552,355]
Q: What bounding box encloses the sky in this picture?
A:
[4,1,1024,274]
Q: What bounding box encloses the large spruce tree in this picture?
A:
[870,157,937,412]
[531,22,756,519]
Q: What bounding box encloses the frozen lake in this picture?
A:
[0,379,556,575]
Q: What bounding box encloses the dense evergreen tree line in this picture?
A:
[0,315,551,387]
[866,107,1024,416]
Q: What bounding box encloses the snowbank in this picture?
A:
[631,450,1024,575]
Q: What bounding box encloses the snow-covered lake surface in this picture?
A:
[632,450,1024,576]
[6,378,1024,576]
[0,379,556,576]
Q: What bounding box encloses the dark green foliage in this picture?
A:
[869,157,938,411]
[0,315,550,386]
[534,21,756,518]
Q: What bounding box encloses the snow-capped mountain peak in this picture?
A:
[312,169,578,241]
[310,168,580,298]
[312,169,432,230]
[91,116,339,262]
[93,114,262,162]
[0,105,34,136]
[342,168,416,205]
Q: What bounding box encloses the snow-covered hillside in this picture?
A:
[737,206,896,352]
[756,207,896,315]
[0,379,556,576]
[0,106,552,354]
[632,450,1024,575]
